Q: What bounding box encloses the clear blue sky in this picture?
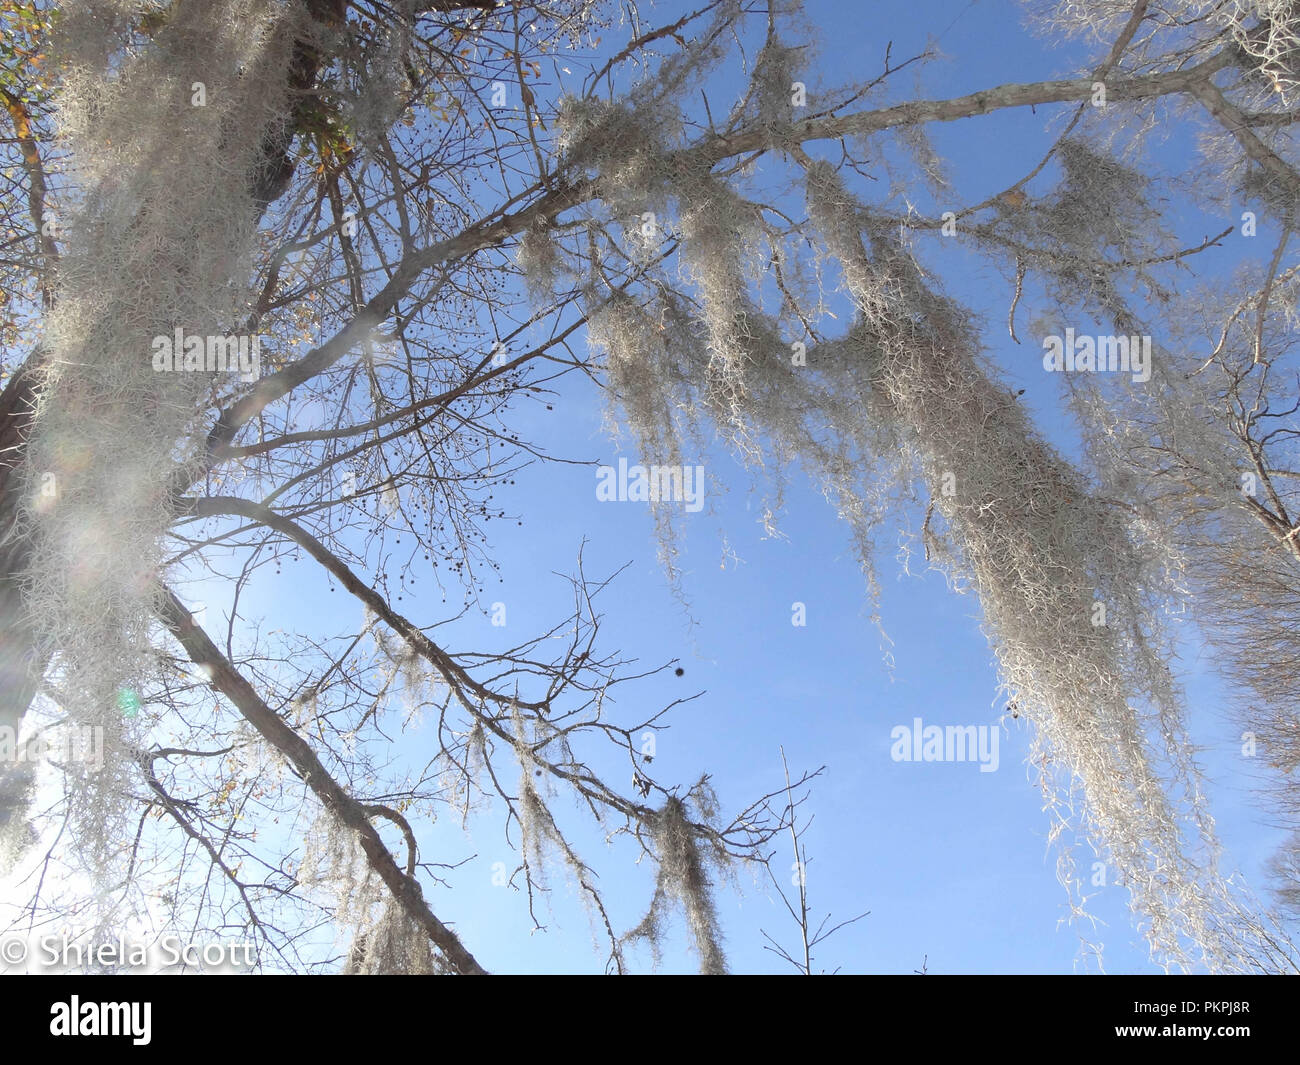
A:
[170,0,1291,974]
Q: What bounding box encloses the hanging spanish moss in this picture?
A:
[546,15,1290,968]
[299,803,437,974]
[17,0,307,883]
[803,160,1253,970]
[625,781,731,975]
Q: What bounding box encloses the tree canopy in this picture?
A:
[1,0,1299,973]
